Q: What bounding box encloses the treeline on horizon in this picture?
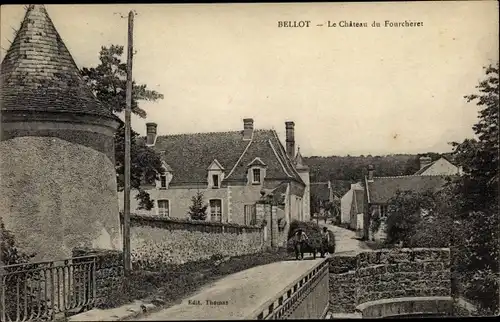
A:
[305,152,454,196]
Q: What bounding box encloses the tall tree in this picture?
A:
[450,62,499,313]
[81,45,165,210]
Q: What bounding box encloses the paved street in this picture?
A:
[136,224,367,320]
[136,258,325,320]
[318,223,371,254]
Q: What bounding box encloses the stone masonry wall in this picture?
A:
[0,137,122,262]
[128,215,264,269]
[72,248,124,308]
[356,248,450,303]
[329,255,359,313]
[329,248,451,314]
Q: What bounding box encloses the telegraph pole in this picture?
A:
[123,10,134,276]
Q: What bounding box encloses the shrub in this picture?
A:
[188,191,208,221]
[1,217,48,320]
[1,217,34,265]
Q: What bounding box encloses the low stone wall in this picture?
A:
[358,296,453,318]
[329,248,452,315]
[356,248,451,303]
[128,215,264,270]
[72,248,124,307]
[328,254,359,313]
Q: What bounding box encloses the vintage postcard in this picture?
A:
[0,1,498,320]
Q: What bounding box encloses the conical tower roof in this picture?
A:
[1,5,116,119]
[294,147,309,171]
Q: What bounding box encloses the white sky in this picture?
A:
[1,2,498,157]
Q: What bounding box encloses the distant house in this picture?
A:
[340,182,363,226]
[349,189,365,233]
[310,181,335,216]
[414,156,462,176]
[119,118,311,230]
[339,155,461,230]
[361,165,454,241]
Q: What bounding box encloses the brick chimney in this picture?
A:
[285,121,295,159]
[146,122,157,146]
[367,164,374,182]
[419,156,432,169]
[243,118,254,140]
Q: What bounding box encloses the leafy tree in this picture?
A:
[81,45,165,210]
[448,62,499,314]
[384,189,439,246]
[188,191,208,221]
[381,63,498,313]
[81,45,163,118]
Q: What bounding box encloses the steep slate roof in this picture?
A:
[366,175,454,204]
[310,182,330,201]
[1,5,116,120]
[151,129,304,185]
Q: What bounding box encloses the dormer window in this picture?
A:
[247,157,267,185]
[156,161,173,189]
[207,159,224,189]
[160,175,167,189]
[252,169,261,183]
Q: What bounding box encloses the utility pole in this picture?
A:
[123,10,134,276]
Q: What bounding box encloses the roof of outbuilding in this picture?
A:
[414,162,435,175]
[366,175,454,204]
[414,157,459,175]
[1,5,117,120]
[149,129,304,185]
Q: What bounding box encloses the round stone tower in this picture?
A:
[0,5,122,261]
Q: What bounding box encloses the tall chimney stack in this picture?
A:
[285,121,295,159]
[367,164,374,182]
[419,156,432,170]
[146,122,157,146]
[243,118,254,140]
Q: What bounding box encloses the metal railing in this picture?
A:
[253,259,330,320]
[1,255,97,322]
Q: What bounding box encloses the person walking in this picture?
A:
[293,229,309,260]
[320,227,330,258]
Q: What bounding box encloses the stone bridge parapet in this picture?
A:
[328,248,453,317]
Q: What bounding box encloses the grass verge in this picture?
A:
[100,248,292,310]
